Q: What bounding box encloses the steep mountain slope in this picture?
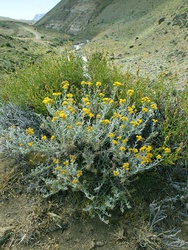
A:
[35,0,187,85]
[35,0,112,35]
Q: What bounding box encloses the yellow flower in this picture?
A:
[61,169,67,175]
[146,146,152,152]
[86,126,93,132]
[66,125,72,129]
[128,106,134,115]
[62,81,69,89]
[122,138,128,143]
[141,96,151,103]
[136,135,142,141]
[67,105,76,114]
[51,117,58,122]
[120,125,125,129]
[82,97,90,103]
[59,111,67,119]
[96,114,101,119]
[51,135,55,140]
[41,135,47,140]
[117,136,122,140]
[77,170,83,177]
[72,179,78,184]
[156,154,162,159]
[63,160,69,166]
[70,155,77,163]
[133,148,138,153]
[119,98,126,104]
[67,98,74,104]
[142,107,149,112]
[152,119,158,123]
[113,81,122,87]
[120,116,128,121]
[119,146,126,151]
[96,81,102,86]
[62,101,68,106]
[81,81,87,85]
[55,166,60,171]
[100,119,110,125]
[113,170,119,176]
[86,81,92,86]
[127,89,134,96]
[112,140,118,145]
[130,121,139,126]
[150,103,158,110]
[28,142,34,147]
[67,93,73,98]
[52,92,61,96]
[112,112,121,119]
[140,146,147,152]
[62,85,69,90]
[54,159,59,164]
[62,80,69,85]
[19,143,23,147]
[108,132,115,138]
[164,147,171,154]
[82,108,94,118]
[42,97,54,105]
[76,121,82,126]
[99,92,105,97]
[122,162,130,169]
[102,98,114,104]
[25,127,34,135]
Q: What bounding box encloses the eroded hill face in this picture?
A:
[35,0,113,35]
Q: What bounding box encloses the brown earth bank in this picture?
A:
[0,158,188,250]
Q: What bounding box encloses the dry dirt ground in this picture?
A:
[0,159,188,250]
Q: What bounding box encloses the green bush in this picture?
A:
[0,51,84,114]
[1,80,183,223]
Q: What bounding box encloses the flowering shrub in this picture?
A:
[0,80,174,223]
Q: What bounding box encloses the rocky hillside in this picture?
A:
[36,0,188,85]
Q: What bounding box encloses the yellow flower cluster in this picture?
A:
[62,80,69,90]
[122,162,130,171]
[52,92,61,96]
[130,119,143,126]
[113,81,122,87]
[113,170,119,176]
[81,81,92,86]
[129,145,154,164]
[127,89,134,96]
[41,135,47,140]
[100,119,110,125]
[42,97,54,105]
[86,126,93,132]
[119,98,126,104]
[127,105,135,115]
[25,127,34,135]
[96,81,102,87]
[82,97,90,105]
[82,108,94,118]
[141,96,151,103]
[102,97,114,104]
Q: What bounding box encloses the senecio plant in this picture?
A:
[2,80,173,223]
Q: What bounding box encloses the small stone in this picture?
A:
[95,241,105,247]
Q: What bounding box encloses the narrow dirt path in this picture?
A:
[17,24,41,39]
